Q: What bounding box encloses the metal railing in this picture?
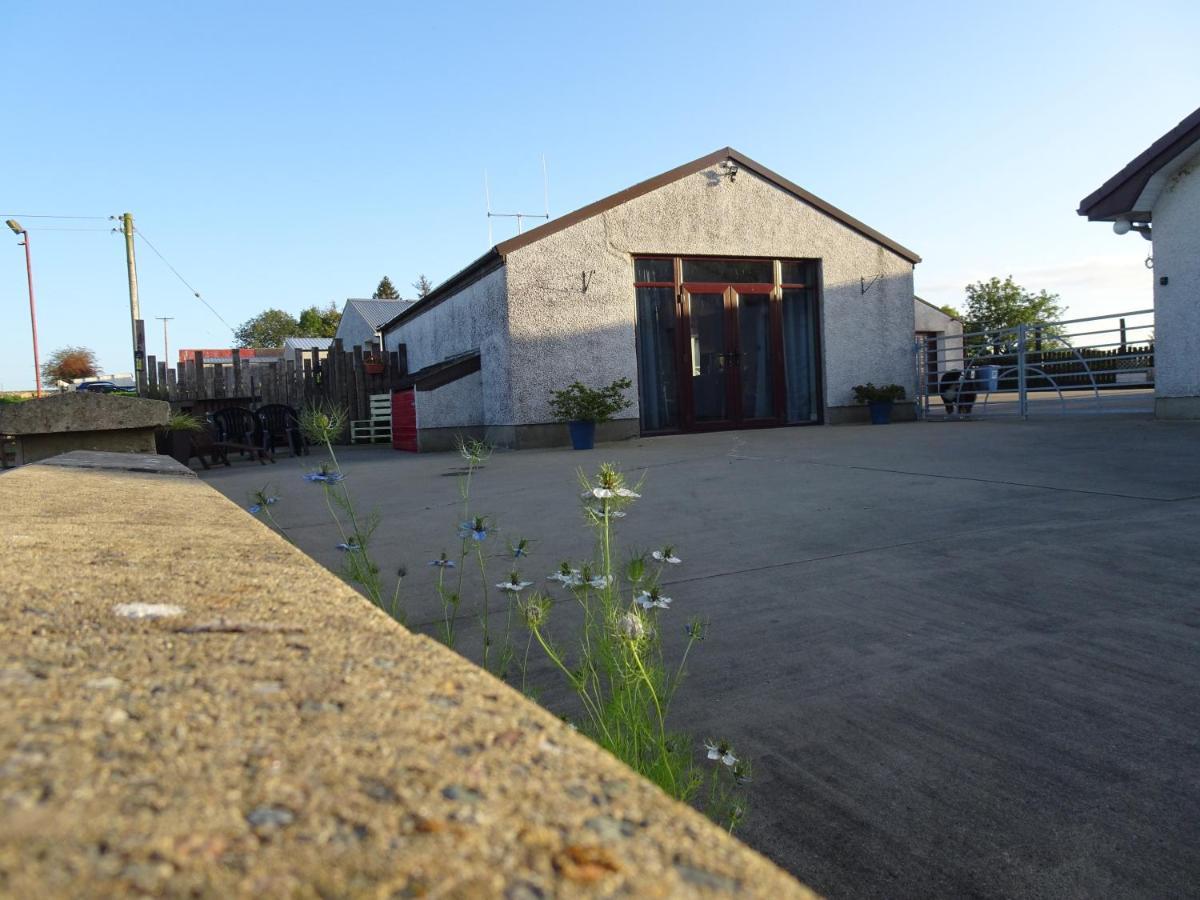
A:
[916,309,1154,420]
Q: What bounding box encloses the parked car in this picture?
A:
[76,381,123,393]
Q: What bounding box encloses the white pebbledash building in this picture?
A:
[380,148,921,449]
[1079,106,1200,419]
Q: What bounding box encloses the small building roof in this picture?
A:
[1078,106,1200,221]
[344,298,415,330]
[282,337,334,351]
[915,295,959,321]
[380,147,921,335]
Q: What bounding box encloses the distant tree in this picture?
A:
[938,304,963,320]
[234,309,300,348]
[412,274,433,299]
[298,302,341,337]
[373,276,400,300]
[42,345,99,386]
[963,276,1066,351]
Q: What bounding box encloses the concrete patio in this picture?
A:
[203,417,1200,899]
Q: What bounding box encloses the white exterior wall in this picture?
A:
[1152,161,1200,407]
[334,308,378,350]
[914,301,965,372]
[416,370,484,429]
[503,166,915,425]
[382,266,513,426]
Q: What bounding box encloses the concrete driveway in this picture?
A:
[201,417,1200,899]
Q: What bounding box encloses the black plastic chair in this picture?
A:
[257,404,306,457]
[208,406,269,463]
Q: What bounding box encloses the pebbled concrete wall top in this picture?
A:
[0,454,815,898]
[0,392,168,435]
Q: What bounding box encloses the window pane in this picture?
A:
[782,288,818,423]
[781,260,813,285]
[689,292,728,420]
[635,286,679,431]
[682,258,772,284]
[737,293,774,418]
[634,258,674,283]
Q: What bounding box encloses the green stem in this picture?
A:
[632,648,676,796]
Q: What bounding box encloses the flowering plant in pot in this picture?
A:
[852,382,906,425]
[549,377,632,449]
[156,411,204,462]
[363,352,385,375]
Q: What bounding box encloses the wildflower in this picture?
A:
[587,506,626,520]
[617,611,646,642]
[458,437,492,467]
[548,568,582,587]
[652,547,682,565]
[731,760,753,786]
[396,565,408,578]
[298,404,348,445]
[635,588,672,610]
[304,466,345,485]
[686,617,709,641]
[429,553,456,569]
[705,739,738,767]
[336,540,362,552]
[585,486,616,499]
[458,517,489,541]
[248,490,279,515]
[520,594,551,628]
[587,574,612,590]
[510,538,532,558]
[497,573,533,593]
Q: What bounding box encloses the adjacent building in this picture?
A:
[1078,105,1200,418]
[380,148,921,448]
[335,298,415,351]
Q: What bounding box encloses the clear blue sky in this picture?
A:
[2,1,1197,389]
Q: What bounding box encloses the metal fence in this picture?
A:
[917,309,1154,420]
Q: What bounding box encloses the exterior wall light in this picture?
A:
[1113,217,1152,240]
[719,160,739,182]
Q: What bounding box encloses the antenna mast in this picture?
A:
[485,155,551,246]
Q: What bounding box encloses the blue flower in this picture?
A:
[458,518,489,541]
[249,504,263,515]
[429,554,456,568]
[305,469,345,484]
[510,538,531,558]
[336,541,362,552]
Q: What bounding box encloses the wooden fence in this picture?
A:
[139,340,409,438]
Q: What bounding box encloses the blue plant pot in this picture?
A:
[867,400,894,425]
[568,420,595,450]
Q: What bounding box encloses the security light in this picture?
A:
[1112,218,1131,235]
[5,219,24,235]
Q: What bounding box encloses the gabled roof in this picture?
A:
[1078,106,1200,220]
[282,337,333,351]
[915,295,959,321]
[380,147,920,334]
[344,298,415,329]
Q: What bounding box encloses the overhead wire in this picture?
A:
[0,213,109,220]
[133,227,236,333]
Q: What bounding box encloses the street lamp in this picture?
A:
[6,219,42,398]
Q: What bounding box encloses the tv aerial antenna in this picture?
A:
[485,154,550,246]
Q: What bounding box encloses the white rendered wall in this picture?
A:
[1152,161,1200,405]
[416,370,484,429]
[503,166,916,425]
[334,308,378,350]
[914,301,965,372]
[383,266,512,426]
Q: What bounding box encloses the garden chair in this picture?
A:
[350,393,392,444]
[208,406,273,465]
[257,404,307,457]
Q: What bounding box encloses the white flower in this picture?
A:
[652,550,682,565]
[548,569,582,586]
[587,487,616,499]
[497,579,533,593]
[588,506,626,519]
[587,574,612,590]
[705,740,738,767]
[614,487,641,498]
[617,612,645,641]
[635,590,672,610]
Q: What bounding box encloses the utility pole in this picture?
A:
[5,220,42,397]
[155,316,174,366]
[120,213,143,394]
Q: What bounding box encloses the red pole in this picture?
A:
[20,232,42,398]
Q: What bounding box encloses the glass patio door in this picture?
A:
[682,286,780,427]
